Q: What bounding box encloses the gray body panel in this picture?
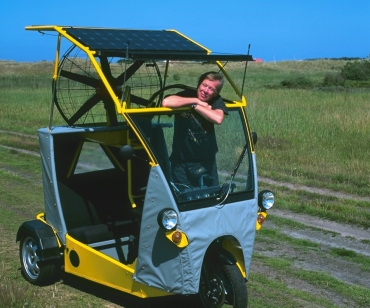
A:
[39,127,67,243]
[134,165,257,294]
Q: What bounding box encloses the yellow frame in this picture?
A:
[64,234,170,298]
[26,25,255,298]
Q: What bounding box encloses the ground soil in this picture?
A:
[252,177,370,308]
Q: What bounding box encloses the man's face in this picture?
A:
[197,79,219,102]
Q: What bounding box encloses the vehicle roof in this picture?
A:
[26,26,253,61]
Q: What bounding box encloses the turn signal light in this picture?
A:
[172,231,182,244]
[257,213,266,225]
[256,211,267,230]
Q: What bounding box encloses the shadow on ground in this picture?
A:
[61,272,197,308]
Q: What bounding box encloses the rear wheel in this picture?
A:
[19,235,57,285]
[199,264,248,308]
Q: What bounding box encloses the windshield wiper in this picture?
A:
[217,143,248,205]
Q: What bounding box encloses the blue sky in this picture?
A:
[1,0,369,62]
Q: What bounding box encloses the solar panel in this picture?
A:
[25,26,252,61]
[64,28,206,55]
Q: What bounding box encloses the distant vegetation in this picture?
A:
[1,57,370,90]
[0,60,52,89]
[278,59,370,88]
[306,56,368,61]
[340,60,370,81]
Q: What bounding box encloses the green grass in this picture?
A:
[0,148,44,222]
[1,59,370,307]
[330,248,370,272]
[258,215,370,272]
[2,61,370,198]
[263,185,370,229]
[0,132,39,153]
[0,88,65,133]
[279,185,369,223]
[251,254,370,308]
[248,88,370,196]
[248,271,338,308]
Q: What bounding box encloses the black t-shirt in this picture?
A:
[170,89,228,162]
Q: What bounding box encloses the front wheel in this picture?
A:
[19,235,57,285]
[199,264,248,308]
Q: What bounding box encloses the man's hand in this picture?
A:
[197,101,212,109]
[193,104,224,125]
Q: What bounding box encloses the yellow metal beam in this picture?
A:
[167,29,211,54]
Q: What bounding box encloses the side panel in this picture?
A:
[38,128,68,244]
[134,166,258,295]
[134,166,191,293]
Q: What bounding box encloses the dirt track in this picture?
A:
[252,208,370,307]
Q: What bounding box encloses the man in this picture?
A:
[162,72,227,189]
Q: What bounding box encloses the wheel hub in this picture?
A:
[200,274,225,308]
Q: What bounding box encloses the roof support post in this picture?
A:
[49,33,62,131]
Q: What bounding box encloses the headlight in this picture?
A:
[258,190,274,210]
[157,208,178,231]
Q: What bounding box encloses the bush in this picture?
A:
[322,73,345,86]
[281,76,314,88]
[341,60,370,81]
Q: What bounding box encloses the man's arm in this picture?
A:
[193,105,224,125]
[162,95,200,107]
[162,95,224,125]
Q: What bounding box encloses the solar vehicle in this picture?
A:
[16,25,274,308]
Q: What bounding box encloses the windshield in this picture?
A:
[129,108,254,210]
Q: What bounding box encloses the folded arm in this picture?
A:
[162,95,224,125]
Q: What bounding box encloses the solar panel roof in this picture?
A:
[26,26,253,61]
[65,28,206,54]
[63,27,252,61]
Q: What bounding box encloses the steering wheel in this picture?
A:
[147,84,196,107]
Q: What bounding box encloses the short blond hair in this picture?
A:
[197,71,224,93]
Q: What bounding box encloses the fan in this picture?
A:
[53,45,162,126]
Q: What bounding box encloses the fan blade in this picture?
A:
[130,94,150,107]
[103,98,118,126]
[116,60,145,84]
[68,94,101,125]
[60,70,98,88]
[99,57,113,79]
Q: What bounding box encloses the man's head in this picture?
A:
[197,72,224,102]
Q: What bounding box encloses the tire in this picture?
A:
[199,263,248,308]
[19,235,57,285]
[217,264,248,308]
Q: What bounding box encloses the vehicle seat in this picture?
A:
[68,220,140,264]
[58,181,100,229]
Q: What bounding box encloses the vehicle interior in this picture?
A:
[52,128,148,264]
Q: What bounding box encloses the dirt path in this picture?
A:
[0,129,38,139]
[259,176,370,202]
[252,207,370,307]
[270,208,370,241]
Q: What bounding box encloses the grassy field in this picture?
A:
[0,59,369,307]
